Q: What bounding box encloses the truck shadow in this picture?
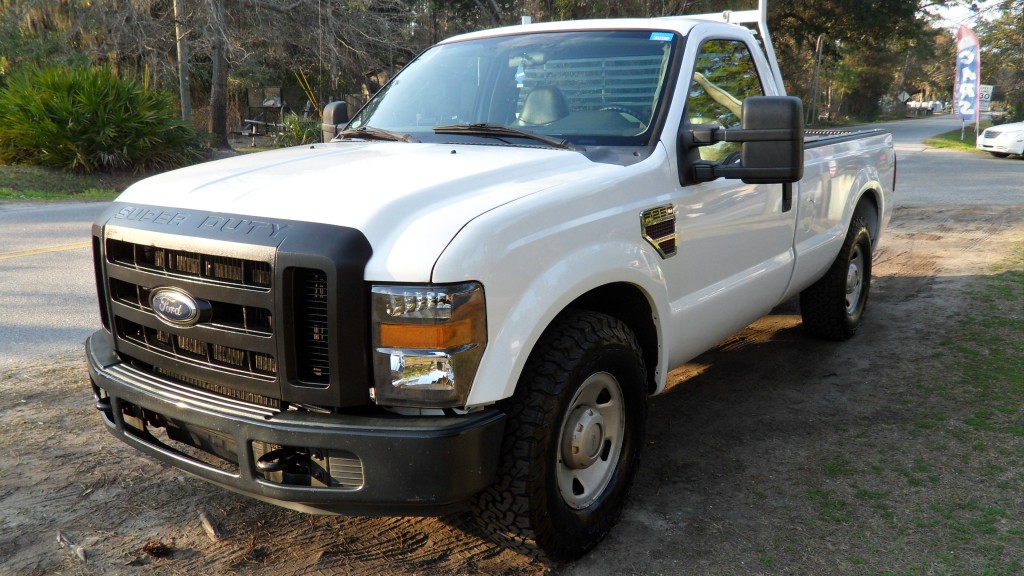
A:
[210,271,952,574]
[562,267,987,573]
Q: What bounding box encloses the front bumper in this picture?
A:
[978,142,1010,153]
[86,330,505,515]
[978,136,1023,155]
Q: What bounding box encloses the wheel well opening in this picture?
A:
[567,284,658,394]
[854,192,881,247]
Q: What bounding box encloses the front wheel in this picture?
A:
[800,215,873,340]
[472,310,648,562]
[989,152,1010,158]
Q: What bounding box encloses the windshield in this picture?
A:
[348,30,680,147]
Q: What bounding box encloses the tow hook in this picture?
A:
[95,396,113,416]
[256,447,309,473]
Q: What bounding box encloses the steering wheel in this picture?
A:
[598,105,645,123]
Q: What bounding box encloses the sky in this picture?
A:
[929,1,1003,32]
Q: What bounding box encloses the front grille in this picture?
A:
[116,317,277,379]
[105,236,337,402]
[95,207,371,410]
[104,235,283,406]
[107,238,272,289]
[295,269,330,385]
[109,278,273,336]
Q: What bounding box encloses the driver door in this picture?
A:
[662,38,799,360]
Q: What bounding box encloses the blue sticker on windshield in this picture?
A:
[650,32,674,42]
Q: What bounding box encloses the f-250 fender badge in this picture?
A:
[149,287,209,327]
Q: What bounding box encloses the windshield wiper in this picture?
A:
[336,126,418,143]
[433,123,577,151]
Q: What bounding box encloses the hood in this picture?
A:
[984,121,1024,133]
[117,141,620,281]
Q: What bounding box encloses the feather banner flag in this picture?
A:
[953,25,981,138]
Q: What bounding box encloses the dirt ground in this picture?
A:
[1,203,1021,575]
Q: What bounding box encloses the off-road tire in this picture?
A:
[800,215,873,340]
[471,310,648,562]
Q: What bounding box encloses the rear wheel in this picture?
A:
[472,310,648,562]
[800,215,873,340]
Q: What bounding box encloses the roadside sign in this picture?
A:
[979,84,993,112]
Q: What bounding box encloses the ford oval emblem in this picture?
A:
[150,287,202,327]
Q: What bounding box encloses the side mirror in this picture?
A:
[321,101,349,142]
[679,96,804,185]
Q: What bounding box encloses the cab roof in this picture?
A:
[439,17,714,45]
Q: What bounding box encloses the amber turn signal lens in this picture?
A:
[378,319,476,349]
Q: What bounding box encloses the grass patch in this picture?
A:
[1,142,266,202]
[806,489,851,523]
[923,121,992,153]
[0,187,121,202]
[0,164,138,201]
[953,263,1024,429]
[822,461,857,477]
[898,263,1023,570]
[232,144,276,154]
[802,252,1024,573]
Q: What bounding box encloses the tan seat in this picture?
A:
[516,86,569,126]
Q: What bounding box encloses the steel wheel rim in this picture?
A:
[845,245,865,316]
[556,371,625,510]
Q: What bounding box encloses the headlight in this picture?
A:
[370,282,486,408]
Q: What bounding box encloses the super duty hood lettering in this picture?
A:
[113,206,291,241]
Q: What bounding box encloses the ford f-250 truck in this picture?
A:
[86,3,895,561]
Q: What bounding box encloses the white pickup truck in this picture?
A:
[87,4,894,561]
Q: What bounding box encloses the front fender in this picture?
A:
[429,151,676,407]
[465,240,670,406]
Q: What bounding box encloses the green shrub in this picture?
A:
[0,65,207,173]
[273,112,320,147]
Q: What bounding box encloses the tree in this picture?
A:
[174,0,193,122]
[204,0,229,147]
[978,0,1024,120]
[1,0,993,138]
[770,0,946,119]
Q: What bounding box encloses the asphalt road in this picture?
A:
[0,116,1019,368]
[0,202,108,368]
[857,114,1023,206]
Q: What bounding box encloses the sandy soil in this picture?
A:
[1,204,1021,575]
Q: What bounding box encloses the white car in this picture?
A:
[977,121,1024,157]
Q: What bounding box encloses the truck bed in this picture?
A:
[804,128,889,147]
